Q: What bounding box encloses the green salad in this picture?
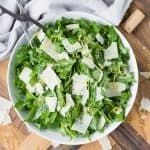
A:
[14,18,135,138]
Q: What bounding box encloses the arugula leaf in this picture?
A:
[14,18,135,138]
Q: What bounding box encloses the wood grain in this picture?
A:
[0,125,26,150]
[111,123,150,150]
[16,133,51,150]
[0,0,150,149]
[0,59,9,99]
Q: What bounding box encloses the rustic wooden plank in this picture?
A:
[119,27,150,71]
[132,17,150,49]
[0,59,9,99]
[79,141,101,150]
[0,1,149,149]
[0,125,26,150]
[111,123,150,150]
[133,0,150,16]
[16,133,52,150]
[10,108,29,136]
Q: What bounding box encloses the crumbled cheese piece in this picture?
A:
[98,115,105,129]
[66,24,80,30]
[19,67,32,84]
[96,87,104,101]
[140,72,150,79]
[72,108,93,134]
[98,136,112,150]
[45,97,57,112]
[62,39,82,53]
[139,97,150,112]
[104,42,118,60]
[60,93,74,116]
[81,56,96,69]
[96,33,104,44]
[41,66,61,91]
[105,82,126,97]
[72,73,89,95]
[40,38,69,60]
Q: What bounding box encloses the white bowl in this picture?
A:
[8,12,138,145]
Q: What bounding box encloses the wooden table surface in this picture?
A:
[0,0,150,149]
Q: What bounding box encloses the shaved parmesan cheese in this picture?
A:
[0,97,12,111]
[81,89,89,106]
[45,97,57,112]
[19,67,32,84]
[96,33,104,44]
[0,97,12,125]
[60,93,74,116]
[72,73,90,105]
[72,73,89,95]
[1,113,12,125]
[37,30,45,42]
[81,44,90,56]
[0,110,6,123]
[98,115,105,129]
[103,61,112,67]
[72,108,93,134]
[81,56,96,69]
[140,72,150,79]
[62,39,82,53]
[41,66,61,91]
[34,83,44,95]
[96,87,104,101]
[66,24,79,30]
[40,38,69,60]
[105,82,126,97]
[139,97,150,112]
[19,67,44,95]
[26,84,36,93]
[98,136,112,150]
[26,83,44,95]
[104,42,118,60]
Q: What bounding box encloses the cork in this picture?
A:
[123,9,145,33]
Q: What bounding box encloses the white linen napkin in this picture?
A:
[0,0,132,60]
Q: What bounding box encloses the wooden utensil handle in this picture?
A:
[110,123,150,150]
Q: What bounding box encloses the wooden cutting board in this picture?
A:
[0,0,150,149]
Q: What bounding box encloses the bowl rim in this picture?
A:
[7,11,139,145]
